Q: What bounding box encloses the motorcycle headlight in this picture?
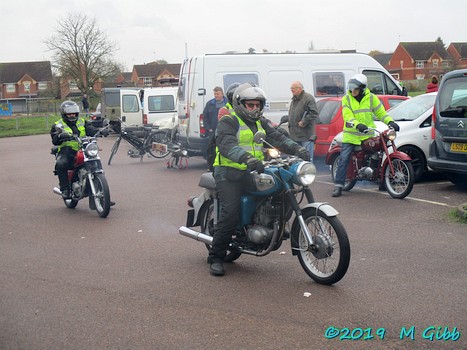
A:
[265,148,280,159]
[85,142,99,157]
[294,162,316,186]
[387,129,397,141]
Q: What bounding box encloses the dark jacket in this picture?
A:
[203,97,227,131]
[288,90,319,142]
[215,114,300,166]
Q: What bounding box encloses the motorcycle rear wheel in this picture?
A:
[384,159,414,199]
[91,173,111,218]
[331,155,356,191]
[200,200,242,263]
[148,131,171,158]
[295,207,350,285]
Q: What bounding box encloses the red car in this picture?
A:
[314,95,409,156]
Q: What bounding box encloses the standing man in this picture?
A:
[288,81,319,162]
[203,86,227,135]
[332,74,399,197]
[81,94,90,117]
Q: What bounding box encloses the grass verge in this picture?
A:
[0,115,61,138]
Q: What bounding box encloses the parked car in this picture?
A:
[315,95,408,157]
[428,69,467,187]
[326,93,437,182]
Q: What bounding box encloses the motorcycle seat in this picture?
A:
[198,172,216,190]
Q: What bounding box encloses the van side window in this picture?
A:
[313,73,345,96]
[223,74,259,91]
[363,70,400,95]
[122,95,139,113]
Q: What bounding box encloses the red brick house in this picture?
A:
[447,42,467,69]
[131,62,180,87]
[0,61,53,99]
[386,42,453,81]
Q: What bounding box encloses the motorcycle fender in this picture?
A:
[190,191,212,227]
[290,203,339,255]
[388,150,412,161]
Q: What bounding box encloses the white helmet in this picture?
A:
[232,83,267,122]
[348,74,367,92]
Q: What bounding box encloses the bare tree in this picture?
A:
[45,13,121,95]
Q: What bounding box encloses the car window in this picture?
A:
[387,98,405,109]
[439,77,467,118]
[388,94,436,121]
[317,100,340,124]
[148,95,175,112]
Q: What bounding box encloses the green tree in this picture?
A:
[436,37,446,49]
[44,13,121,96]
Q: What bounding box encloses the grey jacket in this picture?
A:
[288,90,319,142]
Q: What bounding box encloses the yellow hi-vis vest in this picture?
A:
[342,91,394,145]
[55,118,86,151]
[213,114,265,170]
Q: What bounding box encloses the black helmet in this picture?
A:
[226,82,241,104]
[232,83,267,122]
[60,100,80,123]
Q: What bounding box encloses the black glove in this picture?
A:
[356,124,369,133]
[246,157,265,174]
[388,121,400,132]
[58,132,73,142]
[296,146,310,160]
[101,128,110,137]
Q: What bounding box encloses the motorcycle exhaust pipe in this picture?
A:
[179,226,213,245]
[53,187,62,196]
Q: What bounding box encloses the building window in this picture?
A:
[38,82,48,90]
[442,61,450,68]
[6,84,16,93]
[143,77,152,86]
[416,61,425,69]
[69,80,79,91]
[432,60,439,67]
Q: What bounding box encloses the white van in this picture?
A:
[101,87,143,126]
[176,52,407,157]
[142,87,178,129]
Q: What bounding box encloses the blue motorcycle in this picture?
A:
[179,132,350,285]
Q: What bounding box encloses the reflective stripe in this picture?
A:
[55,119,86,151]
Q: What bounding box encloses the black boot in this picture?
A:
[332,186,342,197]
[210,261,225,276]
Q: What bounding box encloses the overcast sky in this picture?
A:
[3,0,466,71]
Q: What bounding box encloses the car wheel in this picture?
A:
[398,145,426,182]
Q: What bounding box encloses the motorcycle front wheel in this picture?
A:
[294,207,350,285]
[384,159,414,199]
[200,200,242,263]
[91,173,111,218]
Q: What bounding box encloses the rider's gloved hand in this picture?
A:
[246,156,265,174]
[388,121,400,132]
[58,132,73,142]
[356,124,369,133]
[296,146,310,160]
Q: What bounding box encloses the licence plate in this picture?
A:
[450,143,467,153]
[152,142,167,152]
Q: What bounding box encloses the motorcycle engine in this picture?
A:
[128,148,141,158]
[246,198,281,245]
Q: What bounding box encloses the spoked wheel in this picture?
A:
[384,158,414,199]
[91,173,111,218]
[331,155,356,191]
[200,200,242,263]
[294,207,350,285]
[148,130,171,158]
[108,136,122,165]
[63,197,78,209]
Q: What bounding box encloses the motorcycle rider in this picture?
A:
[209,83,309,276]
[51,100,108,199]
[332,74,399,197]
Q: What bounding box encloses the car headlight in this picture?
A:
[294,162,316,186]
[85,142,99,157]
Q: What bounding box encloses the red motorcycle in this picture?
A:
[325,127,415,199]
